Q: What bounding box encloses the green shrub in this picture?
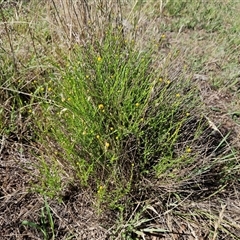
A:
[43,29,195,208]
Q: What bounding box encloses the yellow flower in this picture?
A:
[176,93,181,98]
[110,127,114,131]
[96,135,100,139]
[48,87,52,91]
[97,56,102,62]
[105,142,110,148]
[97,185,104,194]
[166,80,171,84]
[161,34,166,39]
[159,78,163,82]
[135,103,140,107]
[186,112,190,117]
[186,147,192,153]
[98,104,104,110]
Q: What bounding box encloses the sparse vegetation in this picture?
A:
[22,197,55,240]
[0,1,240,239]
